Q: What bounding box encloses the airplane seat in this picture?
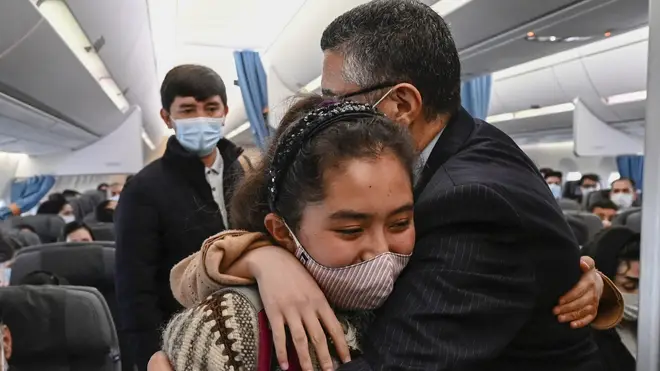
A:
[563,211,603,241]
[8,214,65,243]
[70,190,107,221]
[88,222,116,241]
[5,228,41,249]
[624,211,642,233]
[612,207,642,227]
[562,180,581,200]
[584,189,610,210]
[84,212,98,223]
[558,198,581,211]
[9,242,133,371]
[565,214,590,246]
[0,285,121,371]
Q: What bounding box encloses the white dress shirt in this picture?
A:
[414,128,443,184]
[205,148,228,227]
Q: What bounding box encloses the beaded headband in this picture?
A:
[267,101,384,212]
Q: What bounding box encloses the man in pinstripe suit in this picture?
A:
[314,1,605,370]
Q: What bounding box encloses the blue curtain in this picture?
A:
[461,75,493,120]
[234,50,270,150]
[0,175,55,220]
[616,155,644,191]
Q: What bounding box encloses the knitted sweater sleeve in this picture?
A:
[170,230,272,308]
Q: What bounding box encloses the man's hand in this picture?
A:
[554,256,604,328]
[249,246,351,371]
[147,352,172,371]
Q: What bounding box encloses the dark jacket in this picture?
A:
[341,108,602,371]
[114,137,245,370]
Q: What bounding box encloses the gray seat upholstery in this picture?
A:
[84,212,98,223]
[624,211,642,233]
[9,242,133,370]
[563,211,604,241]
[612,207,642,227]
[0,285,121,371]
[584,189,610,210]
[88,222,116,242]
[558,198,582,211]
[69,190,106,221]
[564,215,589,246]
[8,214,65,243]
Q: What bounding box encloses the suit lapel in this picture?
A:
[414,108,477,199]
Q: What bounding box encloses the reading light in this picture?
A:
[487,103,576,123]
[527,31,535,37]
[34,0,130,113]
[603,90,647,105]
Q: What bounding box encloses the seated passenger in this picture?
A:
[61,190,81,201]
[64,221,95,243]
[590,200,619,228]
[97,183,110,193]
[155,98,618,371]
[610,177,637,209]
[19,270,70,286]
[588,227,639,370]
[109,183,123,201]
[545,170,564,200]
[95,200,117,223]
[1,321,12,371]
[578,173,601,203]
[36,199,75,224]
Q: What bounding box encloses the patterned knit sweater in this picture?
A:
[163,286,373,371]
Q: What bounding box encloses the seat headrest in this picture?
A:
[558,198,581,211]
[0,285,119,361]
[565,215,589,246]
[563,211,603,240]
[626,211,642,233]
[87,223,116,242]
[585,189,609,210]
[5,229,41,249]
[612,207,642,226]
[10,243,115,290]
[9,215,65,243]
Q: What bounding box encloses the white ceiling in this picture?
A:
[151,0,308,125]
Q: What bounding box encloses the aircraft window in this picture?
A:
[566,172,582,181]
[608,172,621,184]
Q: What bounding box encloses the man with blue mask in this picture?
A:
[545,170,564,200]
[114,64,251,371]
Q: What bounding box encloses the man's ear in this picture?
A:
[160,108,173,129]
[264,213,295,253]
[387,83,423,127]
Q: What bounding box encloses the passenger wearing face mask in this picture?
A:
[587,227,639,371]
[610,177,637,209]
[578,173,601,204]
[114,64,250,371]
[0,321,13,371]
[36,199,75,224]
[545,170,564,200]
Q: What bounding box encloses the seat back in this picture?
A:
[624,211,642,233]
[565,214,590,246]
[585,189,610,210]
[8,215,65,243]
[0,285,121,371]
[558,198,582,211]
[563,211,604,241]
[612,207,642,227]
[88,223,116,242]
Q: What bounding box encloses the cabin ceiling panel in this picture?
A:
[492,68,567,114]
[492,111,573,136]
[581,41,648,98]
[0,1,42,54]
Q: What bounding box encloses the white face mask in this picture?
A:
[285,223,410,310]
[548,183,562,200]
[60,214,75,224]
[611,193,634,209]
[621,292,639,322]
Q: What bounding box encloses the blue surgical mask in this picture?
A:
[173,117,224,156]
[548,183,562,200]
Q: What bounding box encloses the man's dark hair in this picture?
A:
[590,200,619,213]
[160,64,228,112]
[37,199,66,215]
[320,0,461,119]
[61,189,80,199]
[95,201,115,223]
[539,167,554,177]
[97,183,109,191]
[579,173,600,186]
[612,177,636,188]
[63,221,94,240]
[544,171,563,180]
[19,270,70,286]
[230,95,416,233]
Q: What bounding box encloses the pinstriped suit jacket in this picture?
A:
[340,109,603,371]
